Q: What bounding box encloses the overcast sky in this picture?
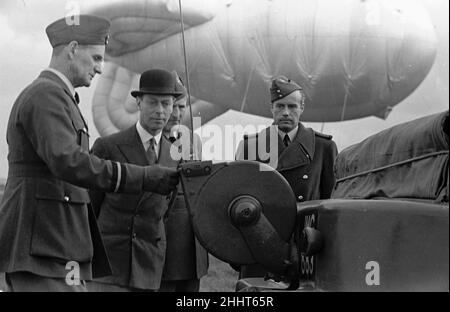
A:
[0,0,448,178]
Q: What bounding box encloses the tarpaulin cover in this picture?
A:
[333,111,449,201]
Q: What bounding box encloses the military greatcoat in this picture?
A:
[235,122,338,277]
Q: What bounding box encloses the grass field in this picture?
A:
[200,256,239,292]
[0,256,238,292]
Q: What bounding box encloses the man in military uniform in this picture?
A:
[0,16,178,291]
[235,76,337,278]
[159,73,208,292]
[87,69,184,292]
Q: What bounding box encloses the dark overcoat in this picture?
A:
[236,122,337,202]
[235,122,338,277]
[89,126,179,290]
[162,133,208,281]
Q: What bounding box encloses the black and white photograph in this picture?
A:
[0,0,448,298]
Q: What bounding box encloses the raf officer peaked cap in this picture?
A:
[270,76,303,103]
[131,69,184,98]
[46,14,111,47]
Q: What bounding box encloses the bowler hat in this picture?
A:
[131,69,183,98]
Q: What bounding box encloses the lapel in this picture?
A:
[158,135,182,167]
[117,126,156,208]
[135,134,180,210]
[116,126,149,166]
[276,123,316,171]
[259,125,284,169]
[163,131,202,162]
[39,70,89,130]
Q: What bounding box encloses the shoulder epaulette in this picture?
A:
[314,131,333,140]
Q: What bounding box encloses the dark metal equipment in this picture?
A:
[179,160,299,281]
[177,112,449,291]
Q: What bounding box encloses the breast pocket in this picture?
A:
[29,178,93,263]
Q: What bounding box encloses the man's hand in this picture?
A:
[143,165,179,195]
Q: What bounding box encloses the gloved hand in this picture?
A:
[143,165,179,195]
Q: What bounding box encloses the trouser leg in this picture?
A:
[4,271,87,292]
[159,279,200,292]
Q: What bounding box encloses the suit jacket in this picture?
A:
[235,122,338,277]
[0,71,152,281]
[162,132,209,281]
[89,126,179,290]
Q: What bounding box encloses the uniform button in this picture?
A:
[302,175,309,180]
[63,196,69,202]
[298,195,304,201]
[132,233,137,239]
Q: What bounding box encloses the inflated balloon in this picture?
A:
[88,0,437,136]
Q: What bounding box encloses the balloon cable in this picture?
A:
[178,0,194,160]
[340,88,349,122]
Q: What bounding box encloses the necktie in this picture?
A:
[283,134,290,147]
[146,138,157,164]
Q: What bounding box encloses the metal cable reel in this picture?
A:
[179,160,298,277]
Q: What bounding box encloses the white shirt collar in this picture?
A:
[136,121,162,147]
[278,125,298,142]
[45,67,76,97]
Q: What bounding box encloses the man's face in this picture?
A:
[138,94,174,135]
[69,44,105,88]
[271,90,304,132]
[164,96,187,135]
